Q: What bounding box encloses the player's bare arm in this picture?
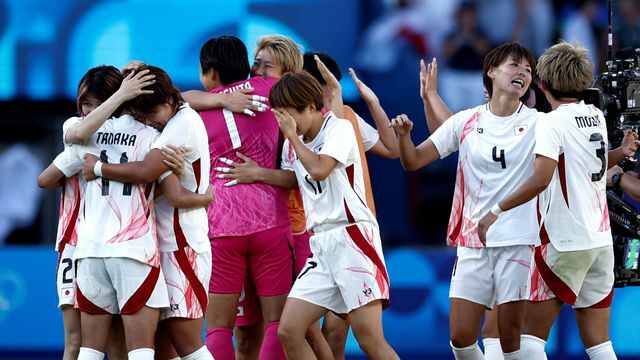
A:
[82,148,169,183]
[182,88,267,116]
[391,114,440,171]
[420,58,453,134]
[37,163,66,189]
[349,67,399,159]
[314,55,344,118]
[608,129,640,168]
[159,174,213,209]
[274,108,338,181]
[66,70,155,144]
[214,152,298,189]
[478,154,557,245]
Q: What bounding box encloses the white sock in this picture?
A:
[520,334,546,360]
[181,346,214,360]
[77,347,105,360]
[503,349,520,360]
[483,338,504,360]
[168,357,180,360]
[128,348,154,360]
[451,341,485,360]
[586,341,617,360]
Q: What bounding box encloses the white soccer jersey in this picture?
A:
[54,115,161,266]
[281,112,377,231]
[430,103,540,248]
[534,101,612,251]
[151,104,211,253]
[355,112,380,152]
[53,117,84,250]
[62,117,82,145]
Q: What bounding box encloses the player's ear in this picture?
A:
[307,103,316,113]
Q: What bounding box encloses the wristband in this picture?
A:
[94,160,104,177]
[490,203,503,216]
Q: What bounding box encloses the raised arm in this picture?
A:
[420,58,453,134]
[315,55,344,118]
[608,129,640,168]
[65,70,155,144]
[390,114,440,171]
[160,174,213,208]
[348,68,398,159]
[214,152,298,189]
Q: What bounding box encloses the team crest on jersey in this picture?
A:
[514,124,528,135]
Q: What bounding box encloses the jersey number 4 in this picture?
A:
[100,150,133,196]
[492,146,506,169]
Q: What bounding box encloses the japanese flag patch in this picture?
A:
[514,124,528,135]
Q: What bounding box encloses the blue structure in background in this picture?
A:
[1,246,639,359]
[0,0,360,101]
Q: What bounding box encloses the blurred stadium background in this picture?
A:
[0,0,639,358]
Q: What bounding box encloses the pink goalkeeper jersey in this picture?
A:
[202,77,290,237]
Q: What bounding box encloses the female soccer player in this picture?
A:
[391,42,539,360]
[269,71,398,360]
[478,42,639,360]
[37,65,155,360]
[83,64,215,360]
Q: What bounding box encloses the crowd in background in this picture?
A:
[5,0,640,247]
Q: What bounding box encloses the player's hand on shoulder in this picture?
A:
[82,153,100,181]
[162,145,186,177]
[224,88,268,117]
[390,114,414,136]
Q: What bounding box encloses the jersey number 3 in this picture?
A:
[589,133,606,182]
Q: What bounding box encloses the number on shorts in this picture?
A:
[61,258,75,284]
[589,133,606,181]
[99,150,133,196]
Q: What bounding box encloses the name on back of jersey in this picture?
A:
[575,115,602,128]
[95,132,138,146]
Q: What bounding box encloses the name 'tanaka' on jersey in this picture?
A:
[96,132,137,146]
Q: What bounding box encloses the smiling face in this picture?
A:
[488,55,532,98]
[251,49,284,79]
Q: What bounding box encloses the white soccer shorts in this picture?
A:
[76,257,169,314]
[288,222,390,316]
[56,244,77,308]
[528,243,614,308]
[449,245,533,308]
[160,246,211,320]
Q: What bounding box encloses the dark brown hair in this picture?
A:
[124,64,183,123]
[483,42,536,97]
[76,65,123,116]
[269,71,324,113]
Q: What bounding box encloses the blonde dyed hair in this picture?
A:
[255,35,303,74]
[536,41,594,95]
